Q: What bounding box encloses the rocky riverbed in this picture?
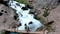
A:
[0,0,60,34]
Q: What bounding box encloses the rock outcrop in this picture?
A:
[24,0,60,9]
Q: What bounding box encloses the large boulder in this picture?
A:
[24,0,60,9]
[0,4,17,31]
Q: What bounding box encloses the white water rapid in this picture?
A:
[8,0,42,32]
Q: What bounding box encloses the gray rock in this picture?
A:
[24,0,60,9]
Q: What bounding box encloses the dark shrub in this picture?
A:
[43,10,50,17]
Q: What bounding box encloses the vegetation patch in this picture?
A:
[1,30,5,34]
[36,6,55,32]
[37,15,46,24]
[15,0,28,5]
[43,7,50,17]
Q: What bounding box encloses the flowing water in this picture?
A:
[8,0,42,32]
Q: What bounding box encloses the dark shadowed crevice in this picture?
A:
[26,5,33,9]
[5,31,20,34]
[17,23,22,27]
[45,21,54,25]
[5,11,7,13]
[29,11,35,14]
[13,15,18,20]
[21,7,28,10]
[0,0,8,6]
[0,12,3,16]
[1,10,4,12]
[58,0,60,3]
[29,21,33,24]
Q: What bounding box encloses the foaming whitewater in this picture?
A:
[8,0,42,32]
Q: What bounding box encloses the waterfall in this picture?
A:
[8,0,42,32]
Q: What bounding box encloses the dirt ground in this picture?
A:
[47,5,60,34]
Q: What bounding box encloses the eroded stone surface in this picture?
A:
[0,4,17,32]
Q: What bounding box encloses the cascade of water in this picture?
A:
[8,0,42,32]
